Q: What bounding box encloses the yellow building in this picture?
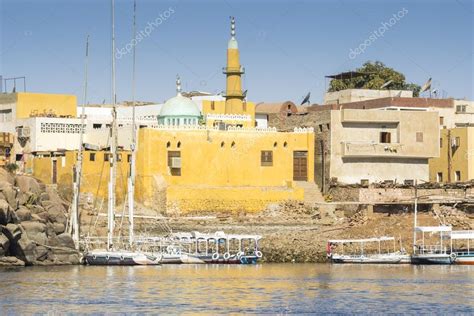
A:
[134,127,314,212]
[31,150,131,202]
[0,92,77,120]
[429,127,474,182]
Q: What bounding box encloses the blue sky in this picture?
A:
[1,0,473,104]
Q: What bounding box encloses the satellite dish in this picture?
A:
[301,92,310,105]
[242,90,248,98]
[380,80,393,89]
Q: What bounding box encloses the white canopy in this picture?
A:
[450,230,474,240]
[328,237,395,244]
[415,226,452,233]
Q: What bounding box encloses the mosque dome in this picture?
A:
[160,93,200,117]
[158,75,201,126]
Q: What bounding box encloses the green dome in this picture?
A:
[159,93,200,117]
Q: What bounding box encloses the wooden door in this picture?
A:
[293,151,308,181]
[52,160,57,184]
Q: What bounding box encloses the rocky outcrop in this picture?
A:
[0,169,79,266]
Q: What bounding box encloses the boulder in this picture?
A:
[0,199,12,225]
[0,168,14,185]
[15,236,37,265]
[15,175,41,195]
[35,245,49,261]
[0,233,10,256]
[53,222,65,234]
[0,181,17,210]
[36,211,50,223]
[15,206,32,221]
[45,203,67,225]
[29,205,45,215]
[27,231,48,245]
[45,222,56,237]
[21,221,46,235]
[56,233,76,249]
[31,213,46,224]
[0,256,25,266]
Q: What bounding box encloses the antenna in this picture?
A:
[380,80,393,89]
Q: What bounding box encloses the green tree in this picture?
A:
[328,61,421,97]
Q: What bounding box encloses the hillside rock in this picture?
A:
[0,171,79,266]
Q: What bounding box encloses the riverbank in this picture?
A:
[1,170,472,266]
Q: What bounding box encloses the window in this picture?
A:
[93,123,102,129]
[380,132,391,143]
[456,105,467,113]
[326,123,330,130]
[283,141,288,148]
[273,142,278,148]
[104,153,109,162]
[455,171,461,182]
[454,137,460,148]
[416,132,423,143]
[116,153,122,162]
[440,138,443,148]
[439,116,444,126]
[168,151,181,176]
[211,101,215,111]
[437,172,443,183]
[318,124,323,133]
[261,151,273,166]
[89,153,96,161]
[127,154,131,163]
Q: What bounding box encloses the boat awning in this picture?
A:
[415,226,452,233]
[450,230,474,240]
[328,237,395,244]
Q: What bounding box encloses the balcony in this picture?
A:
[341,142,405,158]
[222,66,245,74]
[221,90,244,98]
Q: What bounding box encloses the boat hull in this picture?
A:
[411,254,453,265]
[454,254,474,265]
[84,251,161,266]
[330,253,411,264]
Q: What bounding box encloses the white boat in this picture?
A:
[450,230,474,265]
[79,0,160,265]
[327,237,410,264]
[411,226,454,265]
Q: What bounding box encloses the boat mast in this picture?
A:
[107,0,117,251]
[128,0,137,247]
[413,179,418,253]
[71,34,89,250]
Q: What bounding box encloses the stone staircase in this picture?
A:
[295,181,325,204]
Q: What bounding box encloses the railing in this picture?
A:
[418,245,448,254]
[222,66,245,74]
[206,114,251,121]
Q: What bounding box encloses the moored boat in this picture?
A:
[327,237,409,264]
[411,226,455,265]
[450,230,474,265]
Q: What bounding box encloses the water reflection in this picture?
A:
[0,264,472,314]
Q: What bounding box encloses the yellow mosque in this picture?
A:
[29,17,315,213]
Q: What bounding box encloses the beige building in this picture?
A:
[264,99,441,191]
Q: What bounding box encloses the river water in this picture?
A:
[0,264,472,314]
